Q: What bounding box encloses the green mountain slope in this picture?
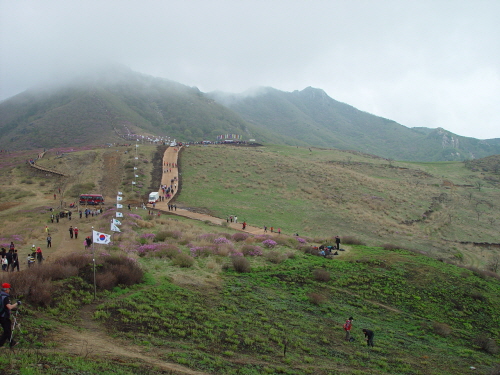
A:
[0,66,278,150]
[2,66,500,162]
[210,87,500,161]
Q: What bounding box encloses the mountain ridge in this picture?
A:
[1,67,499,161]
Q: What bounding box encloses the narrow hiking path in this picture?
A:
[47,303,209,375]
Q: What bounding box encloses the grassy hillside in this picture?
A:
[176,144,500,268]
[211,87,500,161]
[0,144,498,374]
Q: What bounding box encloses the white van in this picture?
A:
[148,191,160,204]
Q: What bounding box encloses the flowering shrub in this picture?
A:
[231,233,249,242]
[297,237,307,244]
[198,233,217,241]
[190,246,217,257]
[214,237,232,245]
[136,244,160,257]
[262,239,277,248]
[128,213,142,219]
[141,233,156,239]
[155,230,182,240]
[241,245,263,257]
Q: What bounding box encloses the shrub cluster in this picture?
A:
[313,268,330,282]
[4,253,144,306]
[262,239,277,248]
[432,321,452,337]
[171,253,195,268]
[231,233,249,242]
[266,251,287,264]
[308,293,326,305]
[241,245,263,257]
[473,333,499,354]
[341,236,366,246]
[232,256,251,273]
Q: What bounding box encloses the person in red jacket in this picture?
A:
[344,317,353,341]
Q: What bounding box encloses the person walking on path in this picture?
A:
[47,235,52,248]
[362,329,374,347]
[0,283,21,348]
[335,236,341,250]
[69,226,73,239]
[74,227,79,239]
[36,247,43,264]
[10,250,19,272]
[344,317,353,341]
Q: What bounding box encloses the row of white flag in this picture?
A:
[92,192,124,244]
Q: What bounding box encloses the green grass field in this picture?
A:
[0,144,498,374]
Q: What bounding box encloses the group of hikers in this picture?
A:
[1,242,43,272]
[1,243,20,272]
[343,317,375,347]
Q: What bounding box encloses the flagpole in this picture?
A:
[92,226,96,301]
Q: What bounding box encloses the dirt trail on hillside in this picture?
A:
[47,304,208,375]
[152,147,314,238]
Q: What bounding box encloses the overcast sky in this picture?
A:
[1,0,499,139]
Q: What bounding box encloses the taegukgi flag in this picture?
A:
[93,230,111,244]
[116,212,123,218]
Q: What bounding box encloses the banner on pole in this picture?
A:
[116,204,123,209]
[111,223,121,232]
[117,196,123,201]
[116,212,123,218]
[113,218,122,226]
[93,230,111,244]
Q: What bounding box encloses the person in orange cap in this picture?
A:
[0,283,21,348]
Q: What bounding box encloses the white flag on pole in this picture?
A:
[113,218,121,225]
[117,191,123,195]
[132,181,136,185]
[135,175,139,178]
[117,196,123,201]
[93,230,111,244]
[116,204,123,208]
[110,223,121,232]
[116,212,123,218]
[134,167,138,170]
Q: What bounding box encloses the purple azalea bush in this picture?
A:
[262,239,277,248]
[214,237,232,245]
[241,245,263,257]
